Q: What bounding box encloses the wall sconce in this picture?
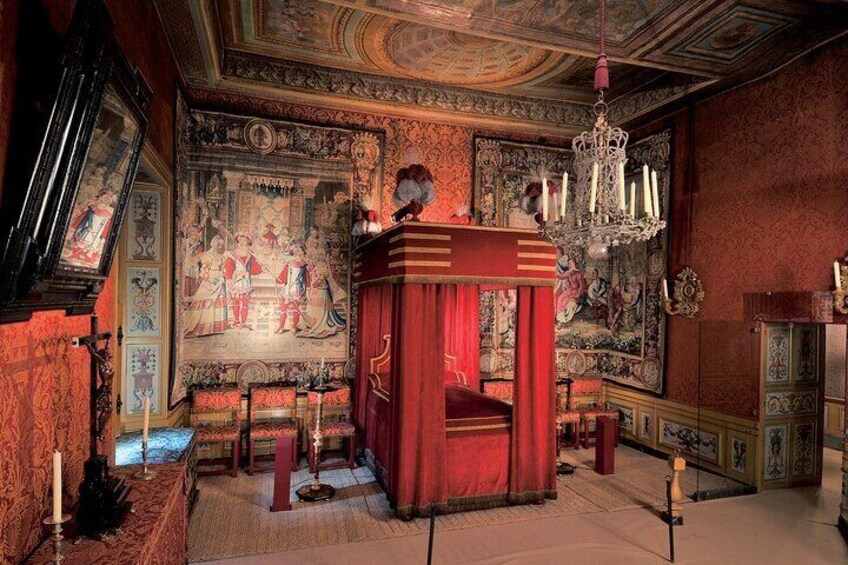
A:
[834,256,847,314]
[662,266,704,318]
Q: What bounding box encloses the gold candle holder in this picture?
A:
[42,514,71,563]
[834,287,847,315]
[133,440,156,481]
[662,267,704,319]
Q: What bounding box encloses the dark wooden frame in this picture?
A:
[0,0,150,322]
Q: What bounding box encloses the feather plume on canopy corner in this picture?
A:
[392,164,436,213]
[351,196,382,238]
[520,180,558,225]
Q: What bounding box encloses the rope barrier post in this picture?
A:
[666,477,675,563]
[427,504,436,565]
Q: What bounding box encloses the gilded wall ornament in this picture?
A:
[663,266,705,318]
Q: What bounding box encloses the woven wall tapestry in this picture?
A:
[474,133,670,395]
[169,106,383,405]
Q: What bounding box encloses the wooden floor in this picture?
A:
[193,448,846,564]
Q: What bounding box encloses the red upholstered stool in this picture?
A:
[247,385,299,474]
[191,387,242,478]
[307,387,356,473]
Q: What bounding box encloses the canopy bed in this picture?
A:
[353,222,557,519]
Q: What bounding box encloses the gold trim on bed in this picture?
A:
[388,246,452,255]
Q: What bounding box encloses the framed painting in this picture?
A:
[474,133,671,395]
[0,0,150,321]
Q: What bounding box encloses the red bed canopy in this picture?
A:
[353,222,557,518]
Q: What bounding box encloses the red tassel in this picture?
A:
[594,55,609,91]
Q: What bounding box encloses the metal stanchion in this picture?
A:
[427,504,436,565]
[665,477,675,563]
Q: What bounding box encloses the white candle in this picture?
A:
[320,357,325,372]
[617,162,626,211]
[542,178,549,222]
[52,450,62,522]
[642,165,652,217]
[835,262,843,290]
[662,278,670,300]
[651,170,660,218]
[589,163,598,214]
[142,397,150,443]
[629,182,636,217]
[560,172,568,218]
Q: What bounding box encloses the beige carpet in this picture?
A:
[188,446,742,562]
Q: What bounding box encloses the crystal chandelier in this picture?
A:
[538,0,665,260]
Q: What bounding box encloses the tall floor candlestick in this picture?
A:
[43,513,71,564]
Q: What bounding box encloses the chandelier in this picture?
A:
[538,0,665,260]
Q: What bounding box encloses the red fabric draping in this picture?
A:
[443,284,480,389]
[354,284,393,427]
[389,283,448,518]
[509,285,557,503]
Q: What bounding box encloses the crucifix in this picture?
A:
[73,314,132,537]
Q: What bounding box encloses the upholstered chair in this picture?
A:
[570,378,619,449]
[190,387,242,477]
[247,385,299,475]
[481,379,514,404]
[556,379,581,450]
[306,386,356,473]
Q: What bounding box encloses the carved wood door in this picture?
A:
[760,323,824,489]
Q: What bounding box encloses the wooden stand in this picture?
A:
[662,452,686,525]
[270,437,294,512]
[594,416,615,475]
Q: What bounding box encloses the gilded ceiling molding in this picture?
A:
[221,50,595,129]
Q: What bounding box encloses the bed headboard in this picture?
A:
[368,334,468,388]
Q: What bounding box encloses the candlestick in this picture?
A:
[142,397,150,444]
[541,178,549,222]
[651,170,660,218]
[835,261,842,290]
[642,165,652,217]
[561,172,568,218]
[617,162,626,211]
[43,513,71,564]
[52,450,62,523]
[134,439,156,480]
[590,163,598,214]
[629,182,636,217]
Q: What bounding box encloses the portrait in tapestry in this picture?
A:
[170,108,383,405]
[474,133,670,395]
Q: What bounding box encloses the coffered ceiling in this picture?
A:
[155,0,848,135]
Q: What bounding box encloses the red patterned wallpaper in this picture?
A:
[187,88,568,224]
[661,37,848,417]
[0,1,177,562]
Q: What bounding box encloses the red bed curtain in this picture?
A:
[389,283,448,518]
[509,285,557,503]
[443,284,480,389]
[354,284,393,428]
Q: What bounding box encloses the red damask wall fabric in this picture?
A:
[510,286,557,502]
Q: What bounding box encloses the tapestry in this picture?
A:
[126,267,161,338]
[170,108,383,404]
[475,133,670,394]
[127,190,161,261]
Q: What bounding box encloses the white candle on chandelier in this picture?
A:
[617,162,626,211]
[542,177,549,222]
[835,262,843,290]
[561,172,568,218]
[589,163,599,214]
[662,278,670,300]
[629,181,636,217]
[52,450,62,522]
[642,165,652,217]
[651,169,660,218]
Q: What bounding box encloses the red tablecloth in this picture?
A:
[27,462,188,565]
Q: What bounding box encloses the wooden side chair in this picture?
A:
[556,379,581,450]
[247,385,299,475]
[481,380,514,404]
[571,378,619,449]
[306,386,356,473]
[190,387,242,477]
